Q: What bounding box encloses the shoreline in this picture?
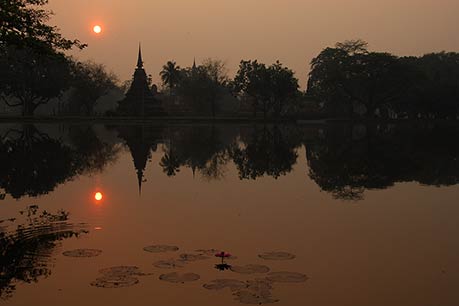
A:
[0,116,458,126]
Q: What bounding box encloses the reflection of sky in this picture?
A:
[47,0,459,87]
[1,143,459,305]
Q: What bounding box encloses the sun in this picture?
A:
[94,192,103,201]
[93,25,102,34]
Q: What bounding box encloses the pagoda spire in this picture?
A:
[192,57,197,70]
[137,169,143,195]
[137,43,143,68]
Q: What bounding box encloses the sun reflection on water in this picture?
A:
[94,192,103,202]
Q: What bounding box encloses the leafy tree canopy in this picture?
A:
[0,0,86,51]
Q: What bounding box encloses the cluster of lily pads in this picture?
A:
[62,245,307,305]
[91,266,151,288]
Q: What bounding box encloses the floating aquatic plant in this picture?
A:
[159,272,200,284]
[91,265,152,289]
[212,251,235,271]
[232,289,279,305]
[230,264,270,274]
[258,252,296,260]
[143,245,179,253]
[204,278,279,304]
[245,279,273,293]
[62,249,102,258]
[153,259,186,269]
[90,276,139,288]
[214,251,238,260]
[179,253,209,262]
[215,251,232,258]
[266,272,308,283]
[98,266,148,277]
[203,279,247,291]
[195,248,221,256]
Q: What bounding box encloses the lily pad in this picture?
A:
[179,253,209,262]
[195,248,221,256]
[153,259,186,269]
[90,276,139,288]
[266,272,308,283]
[91,265,151,289]
[203,279,247,291]
[99,266,147,277]
[143,245,179,253]
[159,272,200,283]
[258,252,296,261]
[246,279,273,292]
[233,290,279,305]
[230,264,270,274]
[62,249,102,258]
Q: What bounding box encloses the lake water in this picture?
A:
[1,122,458,306]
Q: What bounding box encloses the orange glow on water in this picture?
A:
[94,192,103,201]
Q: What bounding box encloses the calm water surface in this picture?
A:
[1,123,458,306]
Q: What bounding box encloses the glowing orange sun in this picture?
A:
[94,192,103,201]
[93,25,102,34]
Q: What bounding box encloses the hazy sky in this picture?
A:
[48,0,459,88]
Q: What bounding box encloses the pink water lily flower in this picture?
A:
[215,251,231,258]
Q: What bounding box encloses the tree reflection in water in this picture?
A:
[0,124,120,200]
[306,123,459,200]
[0,205,87,300]
[0,123,458,202]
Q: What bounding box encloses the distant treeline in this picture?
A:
[307,40,459,119]
[158,39,459,120]
[0,1,458,119]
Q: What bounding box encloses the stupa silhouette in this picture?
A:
[117,44,166,116]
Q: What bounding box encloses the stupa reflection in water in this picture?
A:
[115,125,164,195]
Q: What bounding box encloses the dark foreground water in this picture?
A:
[0,122,458,306]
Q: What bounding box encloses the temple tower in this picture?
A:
[117,44,166,116]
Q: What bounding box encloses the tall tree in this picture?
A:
[67,60,118,115]
[160,61,182,94]
[177,65,222,117]
[307,40,414,118]
[0,45,71,116]
[201,58,229,85]
[269,61,299,117]
[233,60,299,119]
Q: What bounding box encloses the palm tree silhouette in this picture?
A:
[160,61,181,95]
[159,147,181,177]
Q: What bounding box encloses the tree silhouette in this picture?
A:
[0,45,71,116]
[177,66,221,117]
[67,60,118,115]
[233,60,299,119]
[307,40,458,119]
[0,0,86,51]
[399,52,459,119]
[160,61,182,95]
